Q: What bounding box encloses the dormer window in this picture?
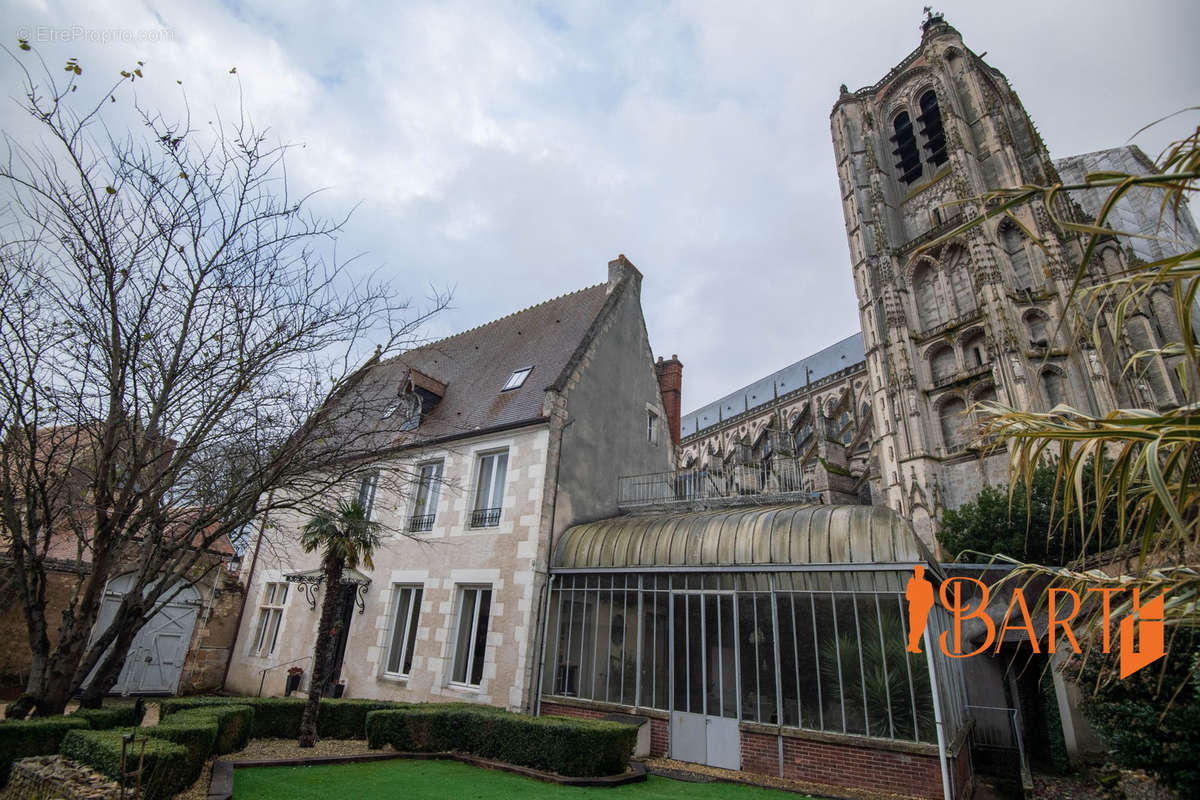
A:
[501,367,532,392]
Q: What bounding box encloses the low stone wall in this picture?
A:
[2,755,123,800]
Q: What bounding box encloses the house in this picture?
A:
[0,474,243,700]
[223,256,676,710]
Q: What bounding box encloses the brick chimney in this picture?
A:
[655,354,683,447]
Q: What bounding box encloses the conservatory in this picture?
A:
[536,504,971,800]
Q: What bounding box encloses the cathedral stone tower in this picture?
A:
[829,14,1183,549]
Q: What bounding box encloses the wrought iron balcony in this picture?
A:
[618,461,819,510]
[470,507,502,528]
[408,514,436,533]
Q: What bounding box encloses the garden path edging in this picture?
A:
[207,750,647,799]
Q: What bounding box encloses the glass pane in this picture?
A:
[756,594,777,724]
[687,595,703,714]
[253,610,269,654]
[620,590,637,705]
[857,595,893,738]
[737,594,759,722]
[386,588,411,673]
[470,590,492,685]
[776,595,799,727]
[474,458,494,510]
[813,594,843,732]
[402,588,423,674]
[490,454,508,508]
[452,590,478,683]
[266,609,282,654]
[672,596,688,712]
[836,595,866,735]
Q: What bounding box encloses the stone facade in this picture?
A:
[224,258,674,712]
[0,557,241,697]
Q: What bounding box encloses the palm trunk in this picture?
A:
[297,555,344,747]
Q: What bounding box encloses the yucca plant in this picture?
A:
[921,114,1200,648]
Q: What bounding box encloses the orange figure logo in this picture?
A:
[905,564,935,653]
[1119,589,1167,679]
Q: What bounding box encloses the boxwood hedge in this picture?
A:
[162,696,404,740]
[71,701,146,731]
[59,728,190,800]
[365,706,636,777]
[172,704,254,754]
[141,716,218,786]
[163,696,306,739]
[0,715,90,786]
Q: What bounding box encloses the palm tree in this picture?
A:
[296,498,382,747]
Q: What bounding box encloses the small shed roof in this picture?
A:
[552,504,935,571]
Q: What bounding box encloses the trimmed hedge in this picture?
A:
[162,696,405,740]
[365,707,636,777]
[173,705,254,754]
[142,717,218,787]
[0,715,90,786]
[71,701,146,731]
[59,728,191,800]
[163,696,306,739]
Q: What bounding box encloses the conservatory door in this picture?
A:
[670,592,740,770]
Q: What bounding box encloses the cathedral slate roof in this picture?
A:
[680,331,865,438]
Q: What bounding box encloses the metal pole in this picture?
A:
[923,620,953,800]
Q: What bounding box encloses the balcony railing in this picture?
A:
[618,461,818,509]
[408,514,436,533]
[470,507,502,528]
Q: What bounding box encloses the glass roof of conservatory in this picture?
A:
[551,504,937,571]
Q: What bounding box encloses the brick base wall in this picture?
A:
[543,699,969,799]
[539,701,668,758]
[741,729,949,800]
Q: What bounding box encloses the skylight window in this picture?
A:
[501,367,533,392]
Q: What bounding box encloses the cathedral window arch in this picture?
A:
[962,330,988,367]
[999,221,1035,292]
[937,395,969,453]
[1040,367,1067,410]
[913,261,949,329]
[917,89,949,167]
[943,245,976,315]
[928,344,957,383]
[891,110,923,184]
[1024,309,1051,348]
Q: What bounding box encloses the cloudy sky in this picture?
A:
[3,0,1197,413]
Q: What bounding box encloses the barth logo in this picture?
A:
[905,567,1167,678]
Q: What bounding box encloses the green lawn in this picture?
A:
[233,758,813,799]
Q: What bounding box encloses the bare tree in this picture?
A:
[0,46,447,716]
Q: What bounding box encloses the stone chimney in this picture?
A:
[655,354,683,447]
[607,253,643,295]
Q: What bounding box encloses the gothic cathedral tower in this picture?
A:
[829,14,1183,549]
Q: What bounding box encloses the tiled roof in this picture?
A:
[371,282,614,446]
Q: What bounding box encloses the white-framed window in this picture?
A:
[501,367,533,392]
[384,584,423,677]
[450,585,492,686]
[470,451,507,528]
[647,410,659,445]
[249,582,288,657]
[408,461,443,532]
[357,472,379,520]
